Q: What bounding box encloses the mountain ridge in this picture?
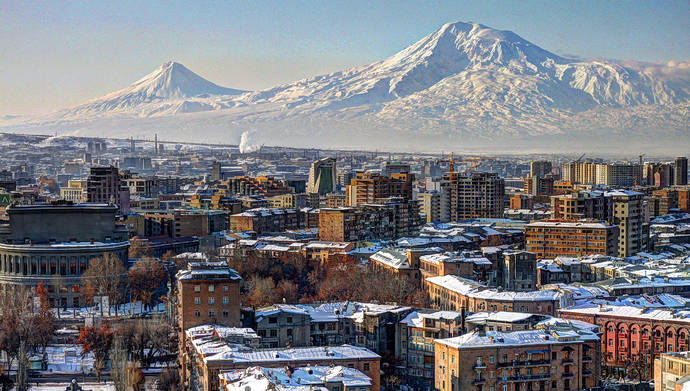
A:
[2,21,688,153]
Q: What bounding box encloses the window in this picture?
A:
[632,341,637,348]
[208,310,215,317]
[223,285,229,292]
[194,285,200,292]
[208,297,215,305]
[208,285,215,292]
[270,330,277,337]
[287,328,293,337]
[552,352,557,360]
[194,297,200,305]
[222,310,229,318]
[489,355,495,363]
[269,317,278,324]
[363,363,370,371]
[194,310,200,317]
[287,317,293,323]
[223,296,229,305]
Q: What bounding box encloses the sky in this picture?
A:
[1,0,688,116]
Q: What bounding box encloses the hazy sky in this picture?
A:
[1,0,688,115]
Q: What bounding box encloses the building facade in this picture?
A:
[0,204,129,307]
[440,172,505,222]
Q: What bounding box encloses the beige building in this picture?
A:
[59,179,87,203]
[435,324,601,391]
[655,351,690,391]
[418,191,441,223]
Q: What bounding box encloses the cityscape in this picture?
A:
[0,2,689,391]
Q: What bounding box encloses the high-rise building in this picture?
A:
[86,166,130,211]
[307,157,337,195]
[440,172,504,221]
[596,164,643,187]
[525,220,619,258]
[319,198,421,242]
[417,191,441,223]
[551,190,613,221]
[675,156,688,185]
[530,160,552,178]
[210,161,221,181]
[346,172,414,206]
[606,190,645,257]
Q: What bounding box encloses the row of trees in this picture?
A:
[0,283,57,391]
[227,252,428,308]
[76,317,178,390]
[69,253,167,316]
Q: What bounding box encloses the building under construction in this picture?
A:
[440,171,505,222]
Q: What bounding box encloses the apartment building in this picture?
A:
[396,310,463,390]
[655,351,690,391]
[551,190,613,221]
[418,191,441,223]
[308,157,337,195]
[525,220,619,259]
[175,261,242,332]
[607,190,645,257]
[440,172,505,221]
[425,275,562,316]
[86,166,130,211]
[318,198,421,242]
[229,207,311,233]
[434,324,601,391]
[345,171,414,206]
[560,304,690,379]
[182,332,381,391]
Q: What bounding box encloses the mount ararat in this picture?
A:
[3,21,688,153]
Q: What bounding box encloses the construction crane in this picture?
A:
[436,153,496,179]
[572,153,586,164]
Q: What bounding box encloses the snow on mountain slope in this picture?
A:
[50,61,247,119]
[237,21,688,115]
[3,21,688,152]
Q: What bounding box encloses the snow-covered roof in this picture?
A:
[370,248,410,269]
[560,304,690,323]
[436,326,599,349]
[426,275,562,302]
[207,344,379,364]
[221,365,371,391]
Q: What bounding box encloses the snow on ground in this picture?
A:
[55,302,166,320]
[28,383,115,391]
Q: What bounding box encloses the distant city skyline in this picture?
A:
[1,0,688,115]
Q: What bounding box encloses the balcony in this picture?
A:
[582,356,593,362]
[562,372,574,379]
[497,360,550,368]
[583,370,592,376]
[561,358,574,364]
[498,374,551,382]
[473,378,487,385]
[473,363,487,369]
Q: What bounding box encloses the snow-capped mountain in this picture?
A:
[239,22,687,115]
[3,21,688,153]
[52,61,246,119]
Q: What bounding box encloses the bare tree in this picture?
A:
[50,275,66,319]
[129,239,154,259]
[128,258,165,312]
[83,253,127,316]
[110,336,130,391]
